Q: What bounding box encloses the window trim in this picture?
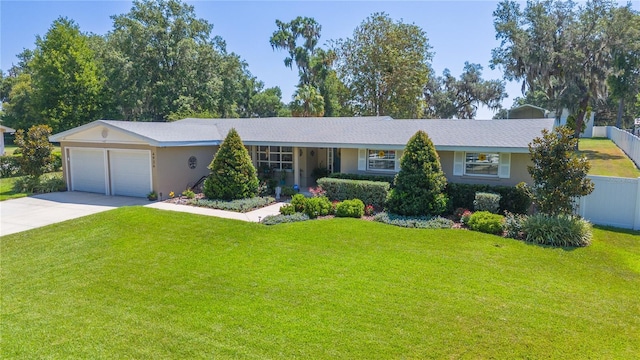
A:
[256,146,293,171]
[463,152,500,177]
[366,149,396,172]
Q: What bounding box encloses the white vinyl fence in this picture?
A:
[577,176,640,230]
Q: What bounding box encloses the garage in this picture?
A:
[109,150,152,197]
[67,148,152,198]
[69,148,107,194]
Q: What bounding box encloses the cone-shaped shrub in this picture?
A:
[203,128,259,200]
[386,130,448,216]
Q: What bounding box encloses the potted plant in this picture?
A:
[147,191,158,201]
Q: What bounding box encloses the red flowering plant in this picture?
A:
[454,207,470,221]
[308,186,326,197]
[364,204,375,216]
[460,210,473,225]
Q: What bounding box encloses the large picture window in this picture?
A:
[368,150,395,171]
[465,152,499,176]
[257,146,293,171]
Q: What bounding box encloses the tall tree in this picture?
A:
[107,0,227,121]
[250,87,285,117]
[290,84,324,117]
[270,16,321,87]
[424,62,507,119]
[491,0,619,144]
[334,13,432,118]
[606,5,640,128]
[28,18,103,133]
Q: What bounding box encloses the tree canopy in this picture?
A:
[334,13,433,118]
[491,0,639,135]
[424,62,507,119]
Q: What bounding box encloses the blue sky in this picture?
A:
[2,0,624,118]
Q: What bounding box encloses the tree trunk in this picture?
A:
[616,97,624,129]
[574,96,591,151]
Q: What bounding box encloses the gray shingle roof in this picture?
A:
[52,116,555,152]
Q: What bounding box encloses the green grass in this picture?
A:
[579,138,640,178]
[2,208,639,358]
[0,176,28,201]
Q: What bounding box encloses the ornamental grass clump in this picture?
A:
[522,214,592,247]
[373,212,454,229]
[261,213,309,225]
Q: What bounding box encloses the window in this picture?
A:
[465,152,499,176]
[257,146,293,171]
[368,150,395,171]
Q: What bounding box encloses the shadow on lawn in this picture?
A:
[579,150,626,161]
[593,225,640,236]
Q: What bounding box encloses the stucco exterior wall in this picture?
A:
[154,146,217,197]
[339,148,533,186]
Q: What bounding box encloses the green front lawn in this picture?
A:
[0,176,28,201]
[2,208,639,358]
[579,138,640,178]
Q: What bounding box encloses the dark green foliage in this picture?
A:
[335,199,365,218]
[473,192,501,213]
[281,186,297,197]
[522,214,592,247]
[0,156,22,178]
[328,172,395,185]
[445,182,531,215]
[261,213,310,225]
[373,212,454,229]
[47,152,62,172]
[528,127,594,215]
[188,197,275,213]
[290,194,307,212]
[203,129,259,200]
[467,211,504,235]
[303,196,332,219]
[14,125,53,179]
[387,130,448,216]
[317,178,389,208]
[279,204,296,216]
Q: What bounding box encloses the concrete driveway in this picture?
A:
[0,192,149,237]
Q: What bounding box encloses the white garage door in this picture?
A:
[69,148,107,194]
[109,150,151,197]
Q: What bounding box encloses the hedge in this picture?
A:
[328,173,395,185]
[445,182,531,215]
[317,178,390,208]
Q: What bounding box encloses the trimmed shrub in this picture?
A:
[328,172,395,185]
[387,130,448,216]
[281,186,297,197]
[290,194,307,212]
[182,189,196,199]
[279,204,296,215]
[189,197,275,213]
[467,211,504,235]
[203,128,259,200]
[34,174,66,193]
[14,125,54,178]
[304,196,332,218]
[317,178,389,208]
[504,212,527,240]
[261,213,309,225]
[335,199,365,218]
[522,214,592,247]
[445,182,531,215]
[13,174,66,193]
[373,212,454,229]
[0,155,22,178]
[474,192,501,213]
